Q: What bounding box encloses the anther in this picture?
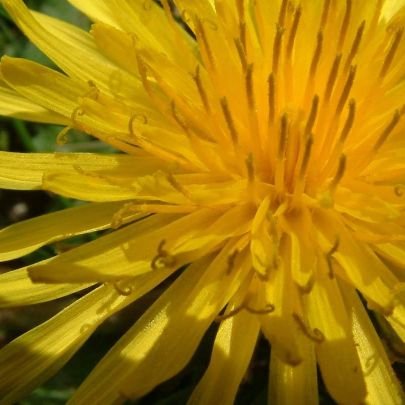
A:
[193,65,210,112]
[236,0,245,22]
[278,0,289,27]
[338,0,352,50]
[245,153,255,183]
[170,101,190,136]
[227,249,240,274]
[309,32,323,79]
[86,80,100,100]
[268,73,276,124]
[373,110,401,151]
[234,38,248,71]
[379,28,403,78]
[56,126,71,146]
[344,21,365,72]
[245,63,255,110]
[128,113,148,137]
[326,237,339,278]
[278,113,289,158]
[394,186,404,197]
[293,313,325,342]
[113,281,133,296]
[324,54,342,102]
[299,135,314,179]
[286,5,302,59]
[151,240,176,270]
[336,65,356,116]
[245,303,275,315]
[330,154,347,190]
[339,99,356,143]
[239,22,247,52]
[166,173,193,200]
[273,24,285,75]
[220,97,239,144]
[305,95,319,135]
[215,306,244,322]
[70,106,85,126]
[320,0,331,28]
[195,18,215,67]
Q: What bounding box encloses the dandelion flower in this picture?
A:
[0,0,405,403]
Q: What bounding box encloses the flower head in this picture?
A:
[0,0,404,403]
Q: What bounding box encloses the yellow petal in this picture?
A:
[261,245,302,366]
[315,210,397,312]
[341,287,405,405]
[0,150,161,190]
[69,242,250,403]
[0,79,67,124]
[67,0,121,27]
[29,208,236,283]
[0,264,174,404]
[0,267,89,308]
[1,56,87,117]
[188,308,260,405]
[305,261,366,405]
[2,0,141,98]
[0,202,139,261]
[268,335,318,405]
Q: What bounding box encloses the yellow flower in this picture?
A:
[0,0,404,403]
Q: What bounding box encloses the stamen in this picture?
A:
[193,65,210,112]
[344,21,365,72]
[151,240,176,270]
[245,63,255,110]
[286,5,302,59]
[268,73,276,124]
[293,313,325,342]
[220,97,239,144]
[324,54,342,102]
[113,281,133,296]
[338,0,352,50]
[305,95,319,135]
[379,28,403,78]
[335,65,356,116]
[326,237,339,278]
[339,99,356,143]
[330,154,347,190]
[373,110,401,151]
